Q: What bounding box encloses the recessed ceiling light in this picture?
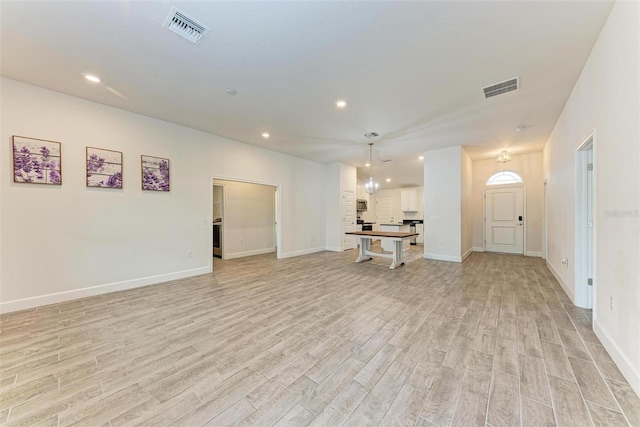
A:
[365,163,370,167]
[336,100,347,108]
[84,74,101,83]
[262,132,270,138]
[418,156,424,160]
[386,178,391,183]
[516,125,525,132]
[225,88,237,96]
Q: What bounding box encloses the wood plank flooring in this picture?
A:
[1,247,639,426]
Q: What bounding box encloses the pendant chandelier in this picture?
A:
[496,150,512,163]
[365,142,379,195]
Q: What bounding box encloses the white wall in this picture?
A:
[461,149,473,259]
[325,162,356,251]
[423,146,462,262]
[0,78,328,312]
[471,152,543,256]
[544,1,640,395]
[212,180,275,259]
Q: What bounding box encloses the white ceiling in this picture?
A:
[1,1,613,188]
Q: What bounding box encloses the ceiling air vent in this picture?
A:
[163,7,210,45]
[364,132,379,139]
[483,77,519,98]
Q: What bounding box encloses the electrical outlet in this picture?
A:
[187,250,192,258]
[438,240,444,247]
[202,218,208,226]
[561,258,569,268]
[610,296,614,311]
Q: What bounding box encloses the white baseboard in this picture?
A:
[0,266,210,314]
[325,246,343,252]
[526,251,542,257]
[423,253,462,263]
[280,246,325,259]
[225,247,276,260]
[546,260,575,303]
[593,320,640,398]
[462,248,473,262]
[472,246,485,252]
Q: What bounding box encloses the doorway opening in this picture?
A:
[210,177,281,270]
[575,132,595,309]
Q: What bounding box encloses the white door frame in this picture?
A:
[575,130,596,309]
[483,184,527,254]
[209,176,283,273]
[342,189,356,251]
[542,179,548,259]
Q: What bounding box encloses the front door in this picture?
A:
[485,186,524,254]
[343,189,356,250]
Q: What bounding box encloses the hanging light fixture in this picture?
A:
[496,150,512,163]
[365,142,379,195]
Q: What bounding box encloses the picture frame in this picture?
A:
[12,135,62,185]
[86,147,123,188]
[141,155,170,191]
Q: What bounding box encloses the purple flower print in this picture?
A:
[13,142,61,185]
[141,156,169,191]
[105,172,122,188]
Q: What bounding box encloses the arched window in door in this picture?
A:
[486,170,523,186]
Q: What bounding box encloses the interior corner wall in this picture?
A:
[212,180,275,259]
[0,78,328,312]
[471,152,544,256]
[423,146,462,262]
[325,162,356,252]
[461,148,473,260]
[545,1,640,395]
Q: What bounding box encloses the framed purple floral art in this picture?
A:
[12,135,62,185]
[141,155,170,191]
[86,147,123,189]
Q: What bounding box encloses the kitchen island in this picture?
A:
[379,223,411,251]
[346,230,418,269]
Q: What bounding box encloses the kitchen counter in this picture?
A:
[380,223,410,251]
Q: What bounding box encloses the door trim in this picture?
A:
[209,175,282,274]
[575,130,596,310]
[483,184,526,254]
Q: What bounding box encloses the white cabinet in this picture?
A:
[401,189,418,212]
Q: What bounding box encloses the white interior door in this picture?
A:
[343,189,356,250]
[485,187,524,254]
[376,197,394,228]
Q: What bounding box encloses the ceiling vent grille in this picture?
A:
[163,7,210,45]
[483,77,519,98]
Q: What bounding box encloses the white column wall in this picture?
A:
[544,1,640,395]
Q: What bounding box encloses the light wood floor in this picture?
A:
[1,247,639,426]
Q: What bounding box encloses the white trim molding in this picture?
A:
[546,260,575,303]
[472,247,485,253]
[423,253,462,263]
[280,247,325,259]
[325,246,343,253]
[225,247,276,260]
[0,267,210,314]
[462,248,473,262]
[593,320,640,398]
[525,251,542,257]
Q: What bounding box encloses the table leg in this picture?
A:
[355,238,373,263]
[389,240,405,269]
